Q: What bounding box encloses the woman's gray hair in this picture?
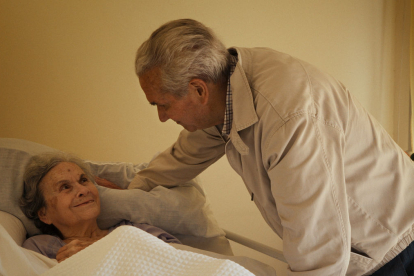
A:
[19,152,95,237]
[135,19,231,97]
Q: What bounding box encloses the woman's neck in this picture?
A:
[59,221,109,242]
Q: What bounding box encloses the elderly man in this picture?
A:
[128,19,414,275]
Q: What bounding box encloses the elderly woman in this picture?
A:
[20,153,181,262]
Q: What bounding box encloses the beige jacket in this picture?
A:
[130,47,414,275]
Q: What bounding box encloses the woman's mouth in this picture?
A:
[74,200,94,207]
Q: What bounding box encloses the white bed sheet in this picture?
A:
[42,226,255,276]
[0,211,276,276]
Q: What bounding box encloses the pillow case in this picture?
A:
[0,138,224,238]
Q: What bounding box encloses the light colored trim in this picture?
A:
[410,0,414,150]
[394,0,412,151]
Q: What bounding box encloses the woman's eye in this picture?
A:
[60,184,70,191]
[80,177,89,183]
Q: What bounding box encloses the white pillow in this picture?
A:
[0,138,224,238]
[0,211,26,246]
[0,223,56,275]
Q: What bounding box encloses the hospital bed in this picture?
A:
[0,138,285,276]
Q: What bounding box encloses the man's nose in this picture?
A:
[157,106,169,122]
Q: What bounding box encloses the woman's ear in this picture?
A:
[38,207,52,225]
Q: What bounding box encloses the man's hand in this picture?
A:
[95,176,124,190]
[56,238,95,263]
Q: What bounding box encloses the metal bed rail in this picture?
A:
[223,228,287,263]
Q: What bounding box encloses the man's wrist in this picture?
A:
[128,176,152,191]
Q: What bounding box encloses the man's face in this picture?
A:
[139,67,211,132]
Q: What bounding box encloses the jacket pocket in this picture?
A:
[346,252,374,276]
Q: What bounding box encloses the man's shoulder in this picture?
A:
[229,47,295,64]
[230,47,313,120]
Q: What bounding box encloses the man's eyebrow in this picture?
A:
[150,102,165,106]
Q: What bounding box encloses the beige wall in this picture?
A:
[0,1,404,274]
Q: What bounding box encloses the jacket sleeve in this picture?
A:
[265,112,351,275]
[128,126,226,191]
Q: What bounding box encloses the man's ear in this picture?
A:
[38,207,52,225]
[189,79,209,104]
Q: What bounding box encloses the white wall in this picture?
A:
[0,1,403,274]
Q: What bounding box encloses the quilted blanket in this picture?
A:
[41,226,254,276]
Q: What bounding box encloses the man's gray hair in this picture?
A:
[19,152,95,238]
[135,19,230,97]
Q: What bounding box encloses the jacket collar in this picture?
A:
[227,47,258,155]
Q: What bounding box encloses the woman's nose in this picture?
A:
[157,106,169,122]
[75,183,89,197]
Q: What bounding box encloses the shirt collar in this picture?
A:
[222,54,238,135]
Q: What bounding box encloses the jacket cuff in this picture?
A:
[128,176,152,191]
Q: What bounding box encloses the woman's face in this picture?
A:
[38,162,100,230]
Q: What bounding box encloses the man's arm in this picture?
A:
[129,126,226,191]
[95,176,124,190]
[266,114,350,275]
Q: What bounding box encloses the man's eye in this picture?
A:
[80,177,89,183]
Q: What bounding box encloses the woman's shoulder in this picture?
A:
[108,219,134,230]
[110,220,160,232]
[23,234,65,259]
[109,220,181,244]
